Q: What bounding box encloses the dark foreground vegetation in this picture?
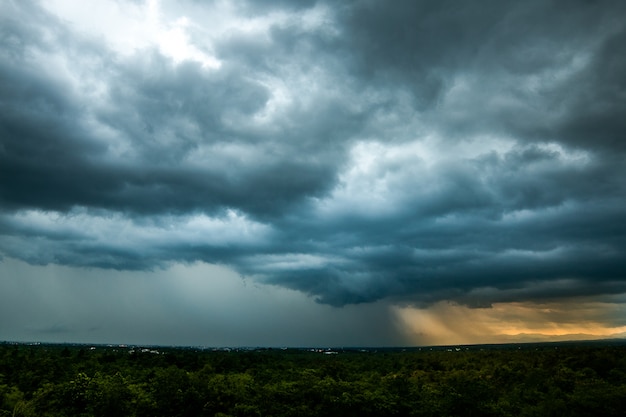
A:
[1,341,625,417]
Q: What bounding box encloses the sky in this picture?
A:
[1,0,625,347]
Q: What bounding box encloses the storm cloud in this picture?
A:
[1,0,625,321]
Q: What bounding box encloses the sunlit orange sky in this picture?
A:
[1,0,626,347]
[394,299,626,346]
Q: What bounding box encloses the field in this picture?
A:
[1,341,625,416]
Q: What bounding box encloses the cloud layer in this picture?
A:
[1,0,626,311]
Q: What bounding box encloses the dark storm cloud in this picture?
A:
[1,0,625,309]
[334,0,626,147]
[0,19,341,218]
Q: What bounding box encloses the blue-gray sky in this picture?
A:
[1,0,626,346]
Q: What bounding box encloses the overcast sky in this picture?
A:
[1,0,626,347]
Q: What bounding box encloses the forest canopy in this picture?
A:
[1,341,625,416]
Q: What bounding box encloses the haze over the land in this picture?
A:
[1,0,626,347]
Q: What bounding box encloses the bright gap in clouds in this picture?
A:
[42,0,334,70]
[43,0,222,68]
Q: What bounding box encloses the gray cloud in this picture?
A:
[1,0,625,315]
